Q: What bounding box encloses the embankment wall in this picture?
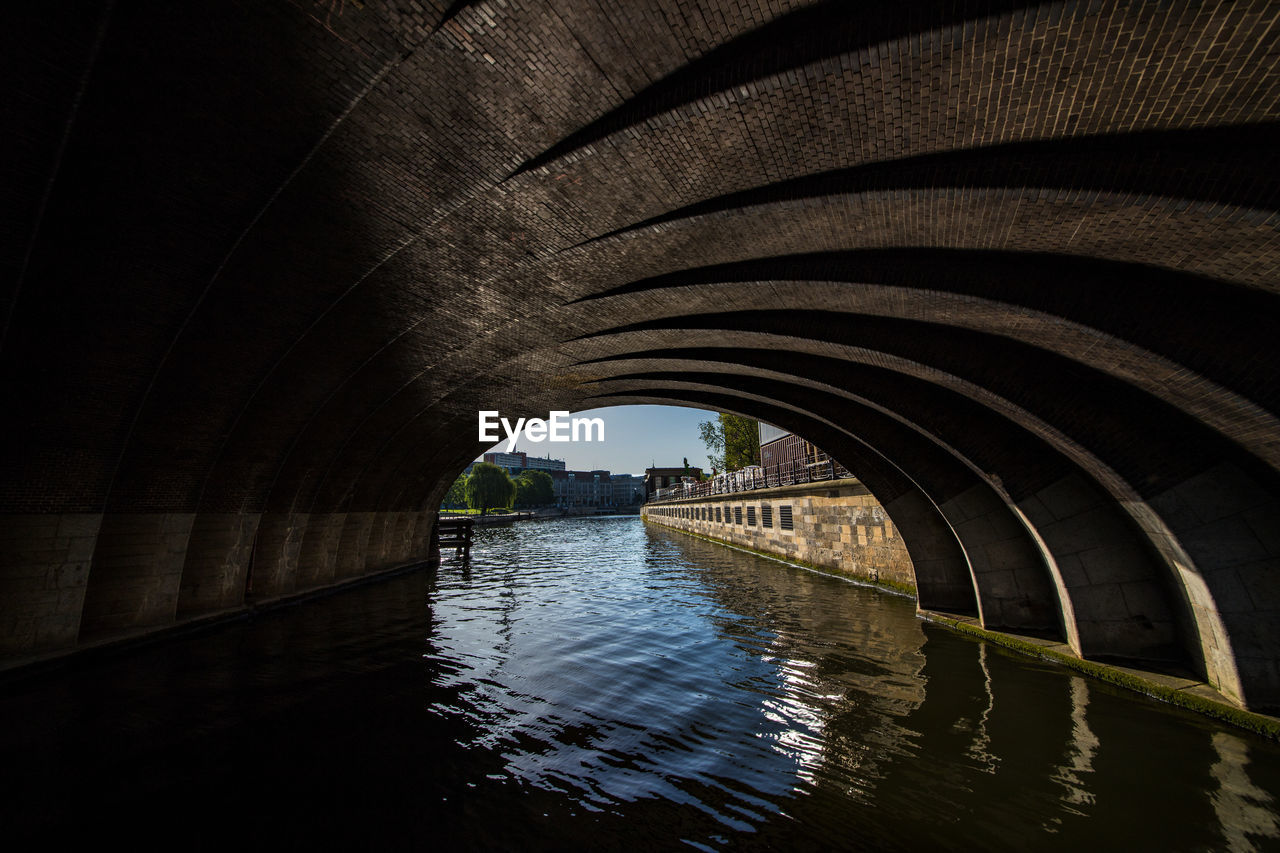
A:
[642,479,915,593]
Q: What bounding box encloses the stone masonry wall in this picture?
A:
[642,479,915,594]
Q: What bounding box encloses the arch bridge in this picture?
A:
[2,1,1278,711]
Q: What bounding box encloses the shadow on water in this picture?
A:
[0,516,1278,850]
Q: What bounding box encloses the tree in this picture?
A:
[698,413,760,472]
[513,469,554,508]
[698,420,725,472]
[442,475,468,508]
[466,462,515,515]
[513,478,533,508]
[681,457,702,482]
[528,470,554,505]
[722,413,760,470]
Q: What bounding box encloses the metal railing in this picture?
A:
[649,459,852,503]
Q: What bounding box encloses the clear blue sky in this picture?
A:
[478,405,719,476]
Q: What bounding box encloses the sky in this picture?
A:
[477,405,719,476]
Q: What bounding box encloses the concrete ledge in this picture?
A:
[920,610,1280,741]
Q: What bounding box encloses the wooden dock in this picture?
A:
[435,515,474,560]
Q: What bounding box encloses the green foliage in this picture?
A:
[527,470,554,505]
[513,469,554,508]
[442,475,469,508]
[698,420,724,472]
[466,462,515,515]
[698,413,759,473]
[723,413,760,470]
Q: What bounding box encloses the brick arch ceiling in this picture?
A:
[2,2,1278,708]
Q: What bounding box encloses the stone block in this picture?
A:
[176,513,261,617]
[1033,475,1099,522]
[1180,516,1268,569]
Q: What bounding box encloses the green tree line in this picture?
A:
[442,463,554,515]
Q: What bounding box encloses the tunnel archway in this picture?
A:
[1,0,1277,712]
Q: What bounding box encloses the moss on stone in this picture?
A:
[644,513,1280,740]
[923,612,1280,741]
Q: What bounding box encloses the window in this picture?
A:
[762,505,772,528]
[746,506,757,526]
[734,506,743,525]
[779,505,793,531]
[715,507,722,523]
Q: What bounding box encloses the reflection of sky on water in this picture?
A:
[425,519,823,828]
[3,517,1280,850]
[423,517,1280,849]
[757,655,828,791]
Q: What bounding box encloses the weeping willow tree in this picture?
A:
[698,413,760,473]
[466,462,515,515]
[442,474,469,508]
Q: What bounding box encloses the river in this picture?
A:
[2,516,1278,850]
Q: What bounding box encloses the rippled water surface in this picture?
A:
[3,516,1280,850]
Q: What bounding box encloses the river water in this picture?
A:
[3,515,1279,850]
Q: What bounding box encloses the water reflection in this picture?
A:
[1051,676,1098,816]
[0,516,1277,850]
[965,643,1000,775]
[1213,731,1280,851]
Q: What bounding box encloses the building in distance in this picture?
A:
[610,473,644,506]
[644,465,704,499]
[482,451,568,474]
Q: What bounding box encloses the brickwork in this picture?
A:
[643,480,914,593]
[2,1,1278,709]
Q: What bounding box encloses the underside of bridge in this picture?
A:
[2,1,1278,710]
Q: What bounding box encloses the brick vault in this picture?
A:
[2,1,1279,710]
